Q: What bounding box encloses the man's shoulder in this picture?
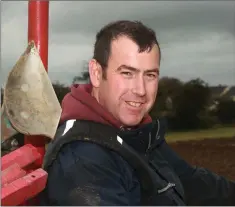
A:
[54,140,121,171]
[45,119,135,176]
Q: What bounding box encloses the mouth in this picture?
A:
[125,101,143,108]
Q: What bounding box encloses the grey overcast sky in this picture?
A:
[1,1,235,86]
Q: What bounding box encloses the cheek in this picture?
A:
[111,76,129,100]
[147,82,158,103]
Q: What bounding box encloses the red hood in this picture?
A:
[60,84,152,128]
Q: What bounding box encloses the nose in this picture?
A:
[131,76,146,97]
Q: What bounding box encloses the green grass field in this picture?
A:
[166,126,235,143]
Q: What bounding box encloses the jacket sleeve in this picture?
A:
[45,141,131,206]
[158,139,235,206]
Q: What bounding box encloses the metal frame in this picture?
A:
[1,1,49,205]
[25,0,49,167]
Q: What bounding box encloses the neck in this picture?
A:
[91,87,100,103]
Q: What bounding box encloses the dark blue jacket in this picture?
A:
[41,119,235,205]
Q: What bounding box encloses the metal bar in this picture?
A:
[1,164,26,187]
[1,144,41,171]
[28,0,49,70]
[1,169,48,206]
[25,0,49,167]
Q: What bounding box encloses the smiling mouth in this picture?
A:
[125,101,143,108]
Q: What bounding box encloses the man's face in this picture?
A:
[90,36,160,127]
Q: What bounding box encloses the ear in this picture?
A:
[88,59,103,88]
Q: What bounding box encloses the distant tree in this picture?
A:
[151,77,214,130]
[72,61,90,84]
[173,78,211,129]
[216,98,235,124]
[72,71,90,84]
[52,82,70,104]
[150,77,183,119]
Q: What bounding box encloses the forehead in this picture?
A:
[109,36,160,69]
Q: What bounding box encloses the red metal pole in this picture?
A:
[25,0,49,167]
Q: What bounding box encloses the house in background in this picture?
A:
[210,86,235,101]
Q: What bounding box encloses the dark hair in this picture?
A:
[93,20,161,78]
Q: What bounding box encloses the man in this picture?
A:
[41,20,235,205]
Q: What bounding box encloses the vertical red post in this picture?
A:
[25,0,49,167]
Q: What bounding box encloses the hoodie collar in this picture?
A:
[60,84,152,130]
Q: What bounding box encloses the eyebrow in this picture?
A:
[117,64,159,75]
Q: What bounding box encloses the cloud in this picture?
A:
[51,1,235,36]
[1,1,235,86]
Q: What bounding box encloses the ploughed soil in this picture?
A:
[169,137,235,181]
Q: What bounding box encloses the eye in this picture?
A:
[121,71,133,78]
[146,73,157,80]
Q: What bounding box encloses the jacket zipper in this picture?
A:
[157,182,176,194]
[146,119,160,154]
